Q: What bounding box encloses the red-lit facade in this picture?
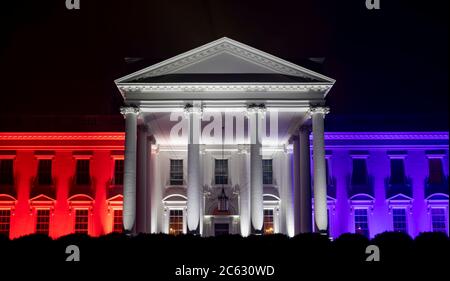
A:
[0,133,125,239]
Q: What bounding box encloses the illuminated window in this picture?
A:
[113,209,123,233]
[170,159,183,185]
[263,159,273,185]
[263,209,274,234]
[351,159,368,185]
[0,209,11,236]
[75,209,89,234]
[0,159,14,185]
[428,158,444,185]
[354,208,369,237]
[76,159,90,185]
[169,209,183,235]
[215,159,228,185]
[431,208,447,234]
[389,159,406,185]
[37,159,52,185]
[392,208,408,233]
[36,209,50,235]
[113,159,124,185]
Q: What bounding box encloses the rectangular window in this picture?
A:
[354,208,370,237]
[113,209,123,233]
[263,209,274,234]
[113,159,124,185]
[215,159,228,185]
[75,209,89,234]
[0,159,14,185]
[351,159,368,186]
[169,209,183,235]
[76,159,90,185]
[431,208,447,234]
[389,159,406,185]
[37,159,52,185]
[36,209,50,235]
[392,208,408,233]
[263,159,273,185]
[170,159,183,185]
[0,209,11,236]
[428,158,444,185]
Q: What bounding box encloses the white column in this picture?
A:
[239,147,250,236]
[299,126,312,233]
[146,136,153,233]
[292,135,301,235]
[120,106,139,233]
[284,151,295,237]
[136,124,147,233]
[249,108,264,233]
[186,104,201,234]
[311,107,329,234]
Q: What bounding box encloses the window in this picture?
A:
[354,209,369,237]
[263,159,273,185]
[170,159,183,185]
[0,159,14,185]
[0,209,11,236]
[169,209,183,235]
[390,159,406,185]
[113,209,123,233]
[263,209,274,234]
[351,159,368,185]
[36,209,50,235]
[428,158,444,185]
[37,159,52,185]
[76,159,90,185]
[215,159,228,185]
[113,159,124,185]
[75,209,89,234]
[392,208,408,233]
[431,208,447,233]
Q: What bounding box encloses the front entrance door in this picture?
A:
[214,223,229,236]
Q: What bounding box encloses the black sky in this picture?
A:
[0,0,448,131]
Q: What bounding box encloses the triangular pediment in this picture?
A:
[115,37,334,84]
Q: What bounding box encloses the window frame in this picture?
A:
[214,158,229,185]
[262,159,273,185]
[169,159,184,186]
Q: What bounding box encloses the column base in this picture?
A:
[318,230,328,236]
[251,226,264,235]
[124,229,134,237]
[187,229,200,236]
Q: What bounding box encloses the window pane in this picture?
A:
[428,158,444,185]
[0,209,11,236]
[36,209,50,235]
[263,209,274,234]
[215,159,228,185]
[390,159,406,185]
[170,159,183,185]
[351,159,368,185]
[431,208,447,234]
[75,209,89,234]
[113,209,123,233]
[392,208,408,233]
[0,159,14,185]
[76,160,90,185]
[169,209,183,235]
[354,209,369,237]
[263,159,273,185]
[38,159,52,185]
[114,159,124,185]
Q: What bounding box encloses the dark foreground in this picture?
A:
[1,232,448,280]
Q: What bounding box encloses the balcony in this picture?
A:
[425,176,449,198]
[0,181,16,198]
[347,176,374,197]
[107,178,123,199]
[385,177,412,199]
[69,177,95,198]
[30,177,56,199]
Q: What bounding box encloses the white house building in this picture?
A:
[114,37,335,237]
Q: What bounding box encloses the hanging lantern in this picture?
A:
[217,187,229,212]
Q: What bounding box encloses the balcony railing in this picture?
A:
[30,177,56,199]
[69,177,95,198]
[107,178,123,199]
[0,181,16,198]
[385,177,412,198]
[347,175,374,197]
[425,176,449,198]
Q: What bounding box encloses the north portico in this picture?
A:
[114,37,335,236]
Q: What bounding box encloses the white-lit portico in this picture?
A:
[115,37,335,236]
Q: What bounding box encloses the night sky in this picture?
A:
[0,0,448,131]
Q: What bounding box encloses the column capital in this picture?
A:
[120,106,140,116]
[183,103,203,116]
[308,106,330,116]
[246,103,266,114]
